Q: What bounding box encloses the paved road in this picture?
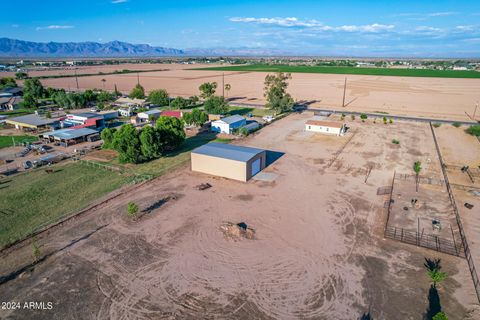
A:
[305,108,479,125]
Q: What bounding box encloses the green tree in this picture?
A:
[23,78,44,107]
[148,89,169,106]
[155,116,185,152]
[112,124,143,163]
[15,72,28,80]
[414,161,422,192]
[199,82,217,99]
[139,125,162,160]
[182,112,194,126]
[203,96,228,114]
[100,128,116,149]
[170,96,188,109]
[360,113,368,121]
[191,109,208,127]
[188,95,199,106]
[129,83,145,99]
[127,202,139,217]
[264,72,294,114]
[428,270,448,287]
[432,312,448,320]
[97,90,113,103]
[0,77,17,89]
[224,83,231,97]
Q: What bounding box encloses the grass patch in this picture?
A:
[0,162,127,248]
[196,64,480,79]
[452,122,462,128]
[0,135,38,149]
[226,106,272,117]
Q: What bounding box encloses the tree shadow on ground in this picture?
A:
[424,285,442,320]
[225,107,254,116]
[359,312,373,320]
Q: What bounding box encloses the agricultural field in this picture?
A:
[197,64,480,79]
[0,135,38,149]
[32,63,480,122]
[1,113,479,319]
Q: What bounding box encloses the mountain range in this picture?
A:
[0,38,289,57]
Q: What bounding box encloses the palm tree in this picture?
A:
[224,83,231,98]
[413,161,422,192]
[101,78,106,90]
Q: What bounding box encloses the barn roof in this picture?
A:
[41,128,98,140]
[192,142,265,162]
[215,115,245,125]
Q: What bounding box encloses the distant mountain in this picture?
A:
[0,38,184,57]
[0,38,293,58]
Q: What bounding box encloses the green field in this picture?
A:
[196,64,480,79]
[0,135,38,149]
[226,106,272,117]
[0,132,229,248]
[0,163,128,248]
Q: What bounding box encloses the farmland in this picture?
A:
[0,162,127,248]
[197,64,480,79]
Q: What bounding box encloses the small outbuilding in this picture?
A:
[191,142,266,182]
[137,109,162,122]
[211,115,246,134]
[305,120,346,136]
[40,128,100,146]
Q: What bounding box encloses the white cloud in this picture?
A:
[229,17,322,27]
[455,25,476,32]
[229,17,394,33]
[336,24,395,33]
[36,25,74,31]
[427,12,458,17]
[111,0,128,3]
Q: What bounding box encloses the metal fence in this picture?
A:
[430,122,480,303]
[384,226,464,258]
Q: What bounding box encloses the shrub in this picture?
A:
[383,116,387,124]
[433,123,441,128]
[452,122,461,128]
[360,113,368,120]
[389,118,393,124]
[127,202,139,217]
[392,139,400,145]
[341,113,346,120]
[466,125,480,136]
[351,114,355,120]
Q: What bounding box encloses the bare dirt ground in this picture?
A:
[434,124,480,301]
[21,63,480,121]
[1,113,479,319]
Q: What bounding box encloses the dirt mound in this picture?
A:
[220,222,255,240]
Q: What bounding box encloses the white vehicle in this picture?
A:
[262,115,275,123]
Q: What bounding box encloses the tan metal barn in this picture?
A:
[191,142,266,182]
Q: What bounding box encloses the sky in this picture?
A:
[2,0,480,57]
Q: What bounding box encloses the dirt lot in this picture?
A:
[0,113,479,319]
[19,63,479,121]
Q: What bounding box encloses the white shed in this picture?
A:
[211,115,246,134]
[305,120,346,136]
[137,109,162,122]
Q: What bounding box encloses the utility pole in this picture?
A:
[342,77,347,108]
[137,73,140,86]
[74,70,79,90]
[474,102,478,121]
